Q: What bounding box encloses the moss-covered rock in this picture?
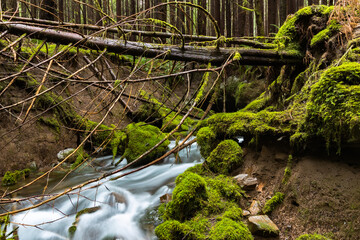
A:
[301,62,360,152]
[263,192,285,214]
[209,218,253,240]
[70,147,90,169]
[121,122,169,166]
[205,140,243,175]
[196,126,217,159]
[296,234,332,240]
[155,220,196,240]
[163,171,208,221]
[2,169,30,186]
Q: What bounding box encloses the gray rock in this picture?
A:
[242,210,251,217]
[234,173,258,190]
[28,161,37,170]
[248,215,280,237]
[249,200,262,215]
[57,148,75,160]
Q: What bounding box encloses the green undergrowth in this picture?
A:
[1,168,30,186]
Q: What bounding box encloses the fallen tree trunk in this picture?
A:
[0,23,303,66]
[2,15,277,49]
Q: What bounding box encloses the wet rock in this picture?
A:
[110,192,126,204]
[242,210,251,217]
[57,148,75,160]
[247,215,280,237]
[160,193,172,203]
[234,173,258,190]
[249,200,262,215]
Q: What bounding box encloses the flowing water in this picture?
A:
[4,139,202,240]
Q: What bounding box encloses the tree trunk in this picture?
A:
[268,0,278,35]
[225,0,231,37]
[40,0,57,20]
[198,0,207,35]
[116,0,122,22]
[255,0,264,36]
[279,0,287,26]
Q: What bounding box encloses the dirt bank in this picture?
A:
[239,143,360,239]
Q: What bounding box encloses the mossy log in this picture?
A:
[0,23,303,66]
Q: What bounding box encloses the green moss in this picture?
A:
[2,169,30,186]
[196,126,217,159]
[209,218,253,240]
[68,225,77,238]
[38,116,61,134]
[75,206,101,219]
[70,147,89,169]
[120,122,169,166]
[139,91,194,132]
[263,192,285,214]
[155,220,196,240]
[296,234,331,240]
[275,5,334,48]
[303,62,360,152]
[242,93,269,112]
[110,130,127,158]
[206,175,244,202]
[205,140,243,175]
[221,206,243,221]
[163,172,208,221]
[310,20,341,48]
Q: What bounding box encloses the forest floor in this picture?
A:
[238,142,360,239]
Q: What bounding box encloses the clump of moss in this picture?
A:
[2,169,30,186]
[303,62,360,152]
[221,206,243,221]
[205,140,243,175]
[206,175,244,202]
[209,218,253,240]
[263,192,285,214]
[110,130,127,158]
[196,126,217,159]
[120,122,169,166]
[163,171,208,221]
[296,234,331,240]
[155,220,196,240]
[310,20,341,48]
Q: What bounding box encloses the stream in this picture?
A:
[4,138,202,240]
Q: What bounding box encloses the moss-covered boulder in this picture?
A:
[121,122,169,166]
[163,172,208,221]
[209,218,253,240]
[205,140,243,175]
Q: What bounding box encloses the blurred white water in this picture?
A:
[8,138,202,240]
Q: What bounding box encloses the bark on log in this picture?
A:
[0,22,303,66]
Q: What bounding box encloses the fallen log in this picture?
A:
[0,23,303,66]
[2,15,276,49]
